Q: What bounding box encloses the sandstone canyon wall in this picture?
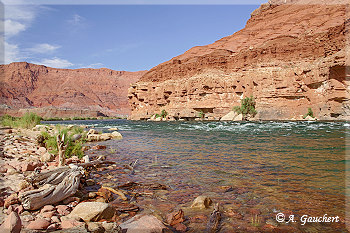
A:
[128,0,350,121]
[0,62,146,118]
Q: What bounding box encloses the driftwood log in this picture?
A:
[19,166,84,210]
[57,134,67,167]
[206,203,221,233]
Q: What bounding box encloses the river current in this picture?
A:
[44,120,350,232]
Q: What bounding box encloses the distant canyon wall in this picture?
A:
[0,62,146,118]
[128,0,349,121]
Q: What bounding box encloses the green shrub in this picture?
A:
[233,96,257,120]
[161,109,168,118]
[1,114,16,127]
[303,107,314,119]
[1,112,42,128]
[40,125,86,159]
[44,117,64,121]
[198,110,205,118]
[155,114,161,118]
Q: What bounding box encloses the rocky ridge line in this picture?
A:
[0,62,147,117]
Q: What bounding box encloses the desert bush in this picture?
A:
[161,109,168,118]
[233,96,257,120]
[40,125,86,158]
[303,107,314,119]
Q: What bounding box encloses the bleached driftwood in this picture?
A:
[57,134,67,167]
[19,166,84,210]
[27,166,71,185]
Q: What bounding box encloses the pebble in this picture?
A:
[41,211,55,219]
[63,196,80,205]
[88,192,97,198]
[40,205,55,213]
[57,205,70,216]
[87,222,105,233]
[86,179,96,186]
[61,219,85,229]
[47,223,59,231]
[26,219,51,230]
[51,215,61,223]
[4,193,19,208]
[173,223,187,232]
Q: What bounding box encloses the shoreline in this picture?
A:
[0,123,348,232]
[0,125,213,232]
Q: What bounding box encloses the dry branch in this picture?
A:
[206,203,221,233]
[123,159,138,174]
[102,186,128,201]
[57,134,67,167]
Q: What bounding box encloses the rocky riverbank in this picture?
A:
[0,125,223,232]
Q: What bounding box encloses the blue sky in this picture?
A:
[2,1,264,71]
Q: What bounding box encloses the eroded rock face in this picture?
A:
[129,1,349,121]
[0,62,146,117]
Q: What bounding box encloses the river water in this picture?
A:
[44,120,349,232]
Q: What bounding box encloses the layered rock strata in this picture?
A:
[128,1,349,121]
[0,62,146,117]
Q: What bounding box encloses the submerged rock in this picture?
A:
[167,209,185,226]
[191,196,212,209]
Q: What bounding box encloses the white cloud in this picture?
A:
[5,4,37,22]
[4,19,26,37]
[67,14,85,26]
[2,2,38,38]
[27,43,61,54]
[32,57,74,68]
[4,41,22,63]
[1,1,62,64]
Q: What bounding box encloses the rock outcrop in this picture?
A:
[128,0,349,121]
[0,62,146,117]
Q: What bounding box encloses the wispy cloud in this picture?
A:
[32,57,74,68]
[26,43,61,54]
[4,41,22,63]
[3,1,38,38]
[1,1,73,66]
[67,13,85,26]
[4,19,26,37]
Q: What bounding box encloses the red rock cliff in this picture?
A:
[0,62,146,117]
[128,0,349,120]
